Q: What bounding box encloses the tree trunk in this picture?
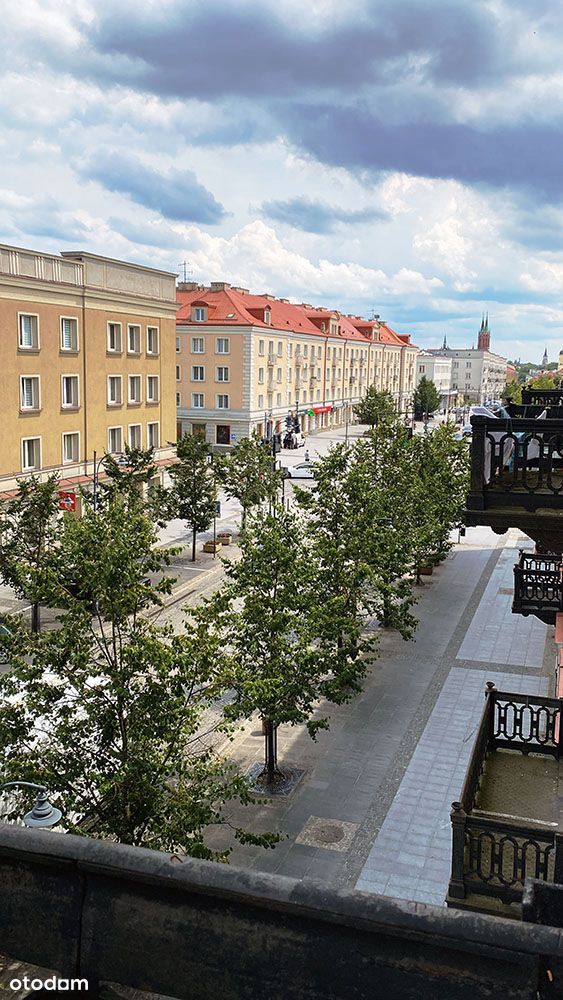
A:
[382,593,391,627]
[192,526,197,562]
[263,719,278,784]
[242,506,246,530]
[415,566,424,585]
[31,601,40,633]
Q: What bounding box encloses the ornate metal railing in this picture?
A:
[448,686,563,908]
[522,388,563,407]
[512,551,563,625]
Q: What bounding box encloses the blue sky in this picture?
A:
[2,0,563,361]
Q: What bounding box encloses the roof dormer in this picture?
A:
[191,300,209,322]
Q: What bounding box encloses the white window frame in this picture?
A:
[62,431,80,465]
[193,307,206,322]
[60,316,79,352]
[107,322,122,353]
[21,436,41,471]
[191,366,205,381]
[258,368,264,384]
[61,374,80,409]
[147,421,160,448]
[127,324,141,355]
[191,337,204,353]
[128,374,142,405]
[107,426,123,455]
[258,340,265,356]
[192,393,204,408]
[216,366,229,382]
[20,375,41,412]
[146,375,160,403]
[146,326,159,355]
[107,375,123,406]
[128,424,142,449]
[216,337,230,354]
[176,336,182,353]
[176,365,181,381]
[258,393,264,408]
[216,394,230,409]
[18,312,40,351]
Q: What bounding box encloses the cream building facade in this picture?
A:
[0,243,177,497]
[176,283,418,448]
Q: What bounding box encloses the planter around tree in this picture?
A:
[419,565,434,575]
[217,532,232,545]
[202,540,222,553]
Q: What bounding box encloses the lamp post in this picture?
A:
[92,451,128,512]
[0,782,62,828]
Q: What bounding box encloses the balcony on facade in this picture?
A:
[522,389,563,408]
[465,414,563,551]
[447,684,563,919]
[512,551,563,625]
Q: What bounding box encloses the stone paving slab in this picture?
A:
[355,667,549,905]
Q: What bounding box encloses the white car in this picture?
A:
[284,462,316,479]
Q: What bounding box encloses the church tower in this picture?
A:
[543,346,549,368]
[477,313,490,352]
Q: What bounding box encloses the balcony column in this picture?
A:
[467,415,487,510]
[448,801,467,900]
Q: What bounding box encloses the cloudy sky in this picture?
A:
[2,0,563,361]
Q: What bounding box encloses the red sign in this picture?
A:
[59,491,76,512]
[313,405,333,414]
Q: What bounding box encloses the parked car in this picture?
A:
[284,462,316,480]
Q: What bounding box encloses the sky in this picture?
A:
[2,0,563,362]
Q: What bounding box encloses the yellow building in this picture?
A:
[175,283,418,447]
[0,243,177,497]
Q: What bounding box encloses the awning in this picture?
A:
[313,405,332,414]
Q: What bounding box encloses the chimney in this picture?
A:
[210,282,231,291]
[177,281,202,291]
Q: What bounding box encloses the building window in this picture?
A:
[128,375,142,405]
[21,437,41,471]
[216,366,229,382]
[316,389,321,400]
[60,317,78,352]
[216,338,230,354]
[276,393,282,405]
[108,426,123,454]
[258,394,264,408]
[277,341,283,356]
[192,393,204,408]
[193,307,206,322]
[176,336,181,354]
[146,376,159,403]
[288,343,293,358]
[62,432,79,464]
[176,365,181,381]
[146,326,159,355]
[191,366,205,382]
[147,422,160,448]
[128,424,142,449]
[217,394,229,409]
[107,323,122,353]
[304,345,308,357]
[107,376,122,406]
[61,375,79,409]
[277,368,282,383]
[127,324,141,355]
[466,361,472,368]
[288,368,292,382]
[19,314,39,350]
[216,425,230,445]
[419,365,425,374]
[258,368,264,384]
[192,423,206,437]
[191,337,204,353]
[176,392,181,406]
[258,340,265,356]
[303,391,307,403]
[20,375,40,411]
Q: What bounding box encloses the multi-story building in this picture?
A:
[176,283,418,448]
[0,243,177,498]
[416,350,456,412]
[428,318,507,405]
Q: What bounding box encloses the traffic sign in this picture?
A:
[215,501,221,516]
[230,433,237,440]
[59,491,76,512]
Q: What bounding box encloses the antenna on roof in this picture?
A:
[178,260,193,282]
[369,306,380,321]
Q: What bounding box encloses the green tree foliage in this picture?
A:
[168,434,217,561]
[414,376,441,417]
[527,374,559,390]
[0,474,61,633]
[0,498,279,859]
[97,444,167,524]
[353,387,396,428]
[501,382,522,405]
[215,433,281,528]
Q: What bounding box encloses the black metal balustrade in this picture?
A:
[512,551,563,624]
[522,388,563,407]
[448,685,563,915]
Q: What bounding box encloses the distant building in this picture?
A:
[428,317,507,404]
[416,351,455,412]
[506,362,518,384]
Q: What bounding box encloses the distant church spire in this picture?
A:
[477,313,490,352]
[543,345,549,367]
[442,333,448,350]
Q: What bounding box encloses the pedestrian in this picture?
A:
[305,448,310,462]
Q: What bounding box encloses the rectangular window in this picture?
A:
[176,336,181,353]
[107,376,122,406]
[216,338,230,354]
[108,426,123,454]
[176,391,181,406]
[258,340,265,356]
[277,341,283,356]
[216,367,229,382]
[191,337,204,353]
[20,375,40,411]
[21,437,41,471]
[192,393,204,408]
[61,375,79,408]
[216,425,230,445]
[60,317,78,352]
[19,313,39,350]
[176,365,181,381]
[288,368,292,381]
[288,343,293,358]
[127,324,141,354]
[258,368,264,384]
[146,326,159,355]
[62,432,79,464]
[276,393,282,405]
[277,367,282,383]
[147,422,160,448]
[191,366,205,381]
[107,322,122,353]
[128,375,142,404]
[146,375,159,403]
[194,307,205,322]
[128,424,142,449]
[258,393,264,407]
[217,394,229,408]
[304,345,309,357]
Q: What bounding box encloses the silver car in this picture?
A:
[284,462,316,479]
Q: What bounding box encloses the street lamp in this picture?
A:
[92,450,128,511]
[0,782,62,828]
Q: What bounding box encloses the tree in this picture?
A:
[353,387,396,428]
[0,497,280,859]
[168,433,217,561]
[501,382,522,405]
[527,374,559,390]
[0,474,61,633]
[98,444,167,524]
[215,433,281,529]
[414,377,441,418]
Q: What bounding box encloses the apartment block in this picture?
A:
[0,243,177,496]
[176,283,418,448]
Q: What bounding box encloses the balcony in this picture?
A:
[512,551,563,624]
[522,388,563,408]
[448,685,563,919]
[465,414,563,550]
[267,353,275,366]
